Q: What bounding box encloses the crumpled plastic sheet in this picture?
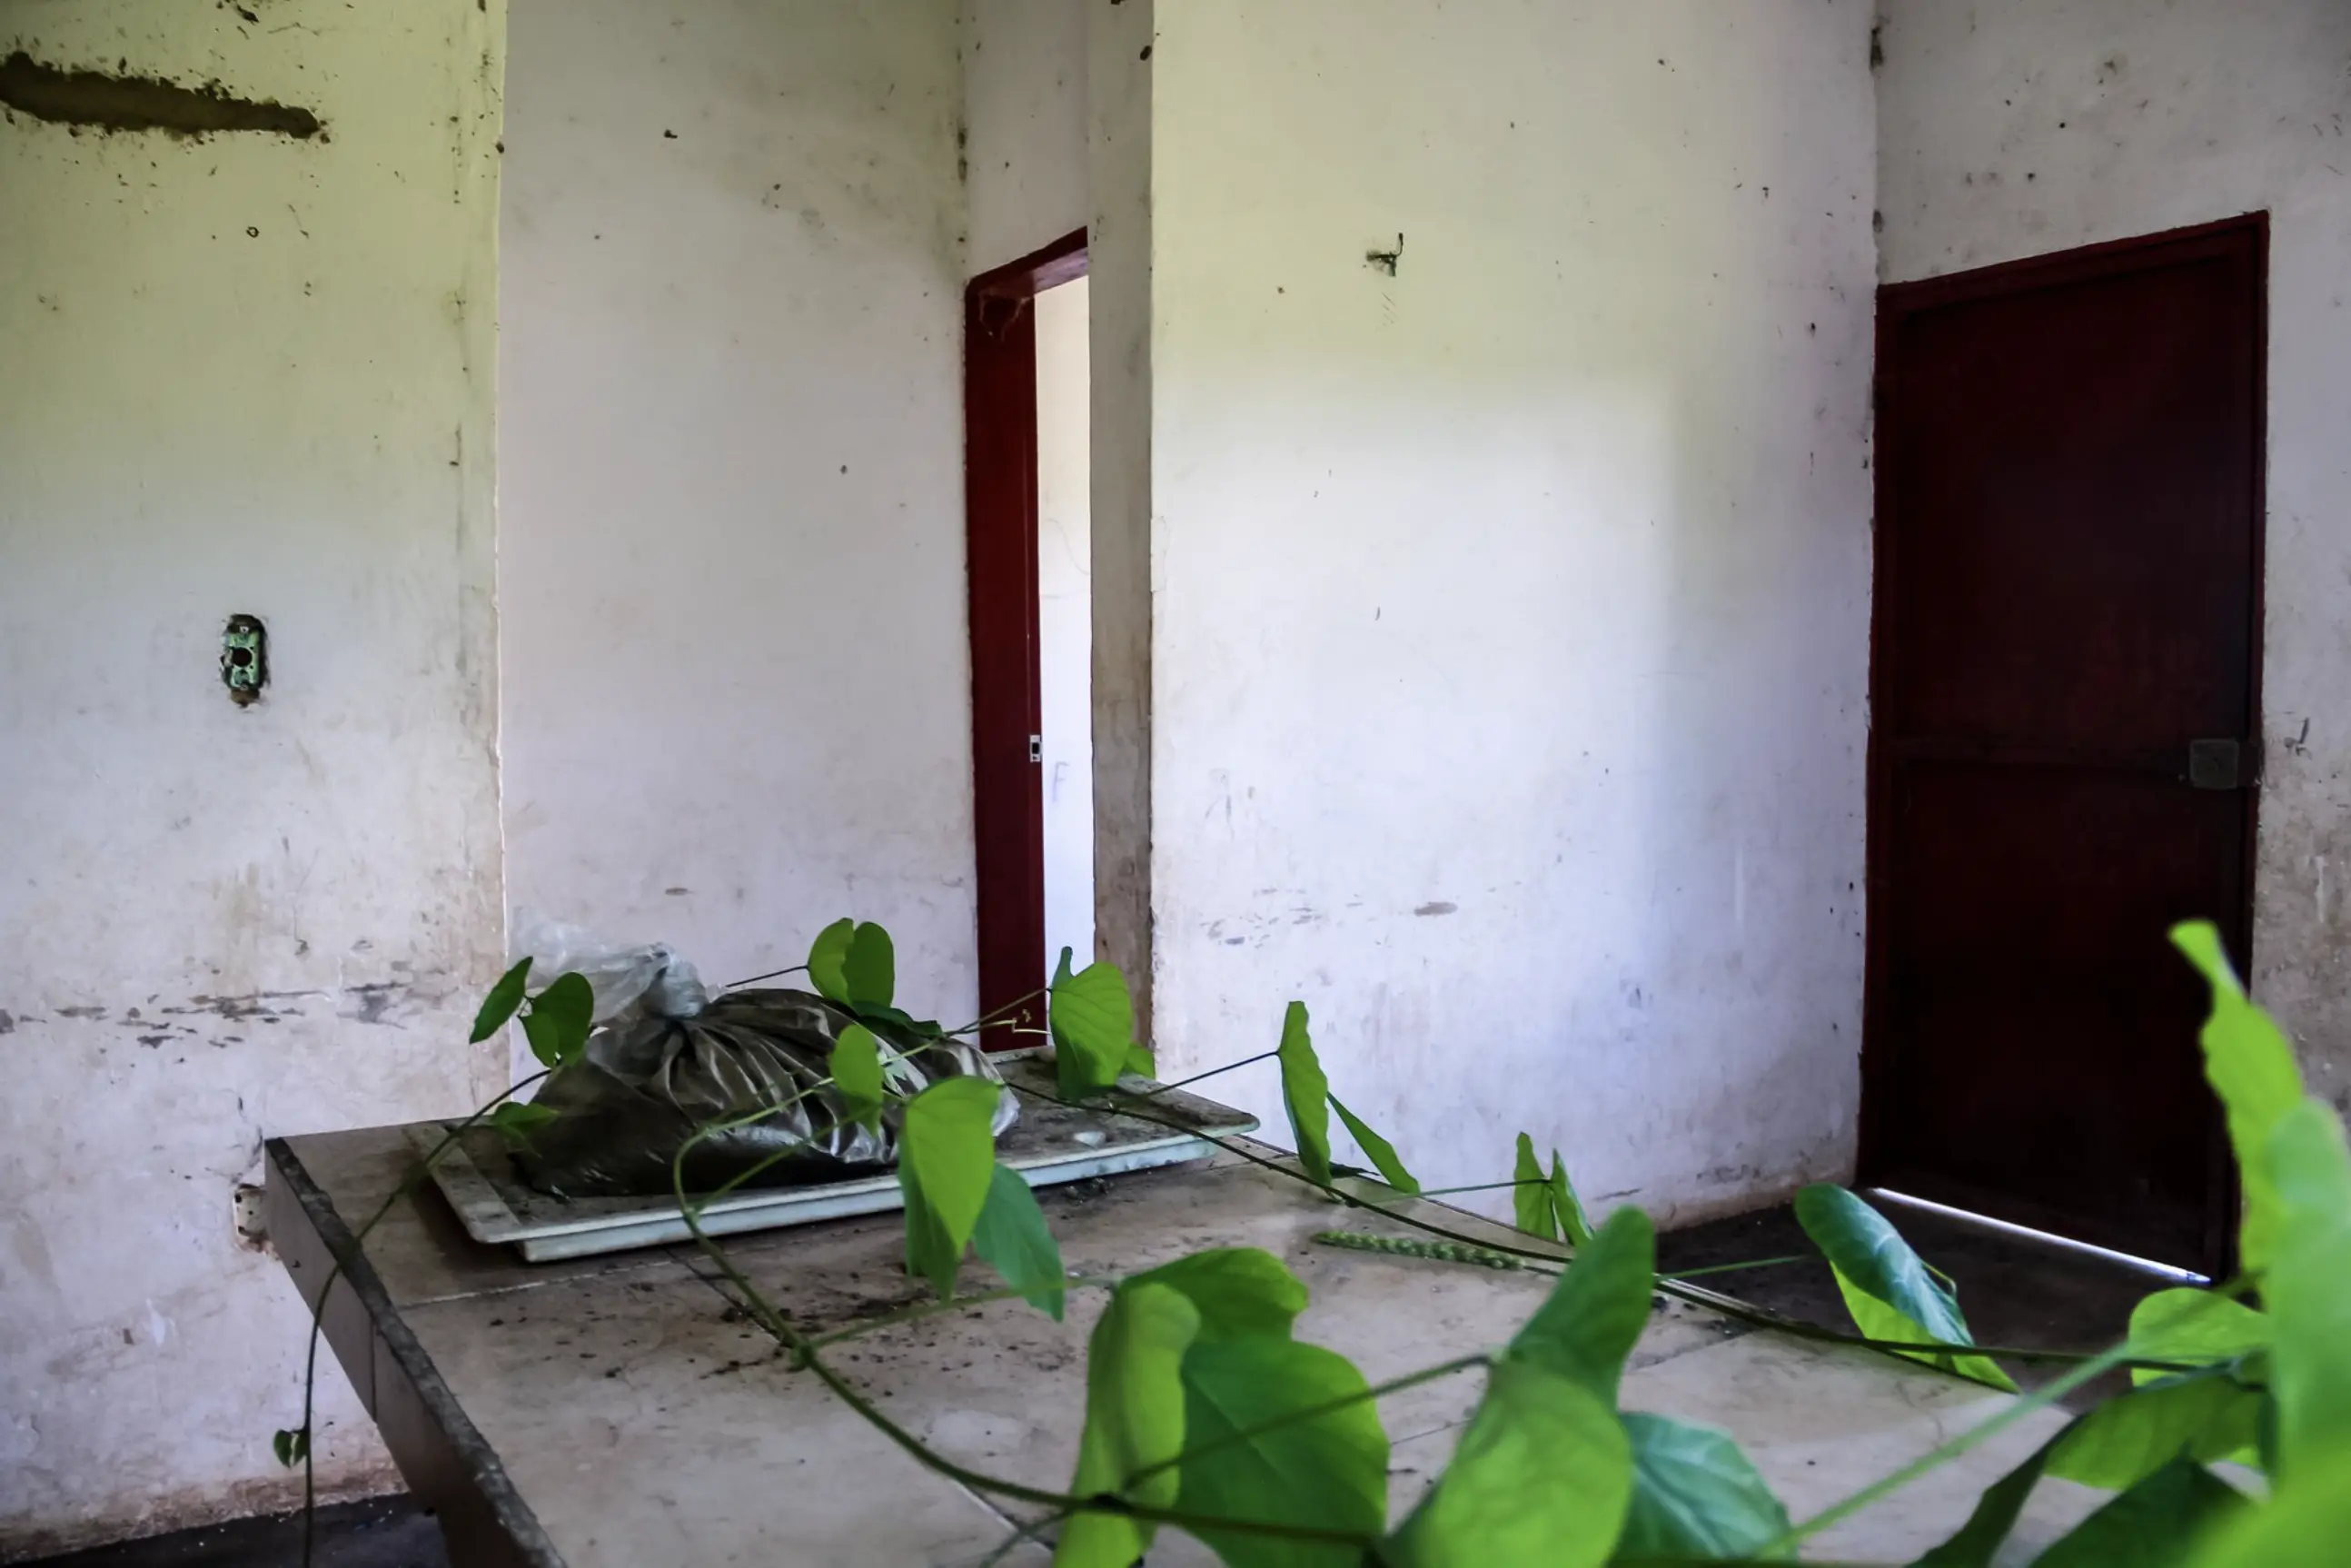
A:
[506,913,1016,1199]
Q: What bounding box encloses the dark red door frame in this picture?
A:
[1860,213,2267,1277]
[965,228,1087,1048]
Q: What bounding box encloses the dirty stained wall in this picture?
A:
[961,0,1088,274]
[497,1,975,1017]
[0,0,507,1553]
[1874,0,2351,1111]
[1086,0,1161,1040]
[1145,0,1880,1224]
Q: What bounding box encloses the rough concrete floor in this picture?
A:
[35,1197,2158,1566]
[25,1498,448,1568]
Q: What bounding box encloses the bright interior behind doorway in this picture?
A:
[1034,276,1094,974]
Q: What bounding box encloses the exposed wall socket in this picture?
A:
[222,613,267,706]
[233,1183,272,1254]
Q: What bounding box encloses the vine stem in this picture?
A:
[1404,1178,1552,1198]
[1659,1255,1810,1282]
[667,1156,1387,1548]
[1131,1048,1279,1097]
[720,962,810,990]
[662,1071,2084,1561]
[1766,1330,2145,1553]
[295,1068,551,1568]
[973,1510,1066,1566]
[802,1274,1128,1351]
[311,1022,2209,1566]
[1764,1272,2260,1554]
[670,1076,843,1206]
[940,985,1050,1042]
[1066,1084,2209,1374]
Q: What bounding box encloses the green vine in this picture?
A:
[281,919,2340,1567]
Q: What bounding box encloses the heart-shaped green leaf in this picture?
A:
[808,918,857,1002]
[2173,921,2306,1275]
[1174,1337,1389,1568]
[1911,1432,2062,1568]
[896,1077,1004,1298]
[2048,1370,2263,1488]
[1330,1095,1418,1195]
[2182,1442,2351,1567]
[971,1163,1066,1319]
[1513,1133,1556,1242]
[830,1022,886,1134]
[488,1099,559,1150]
[898,1164,957,1301]
[2261,1098,2351,1470]
[1050,959,1136,1098]
[2128,1290,2270,1387]
[1617,1413,1791,1563]
[2037,1456,2247,1568]
[1388,1359,1631,1568]
[1278,1003,1332,1186]
[1510,1205,1653,1407]
[844,921,895,1011]
[1549,1151,1592,1248]
[520,972,595,1069]
[1794,1184,2016,1391]
[1056,1281,1201,1567]
[471,958,532,1044]
[1127,1248,1307,1344]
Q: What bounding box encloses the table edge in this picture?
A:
[266,1136,569,1568]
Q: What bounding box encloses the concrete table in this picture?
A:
[266,1131,2106,1566]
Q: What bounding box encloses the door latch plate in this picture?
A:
[2188,739,2243,790]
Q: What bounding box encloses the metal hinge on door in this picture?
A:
[1028,735,1044,764]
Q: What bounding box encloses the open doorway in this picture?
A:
[965,231,1089,1047]
[1035,276,1095,987]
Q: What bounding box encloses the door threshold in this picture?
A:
[1863,1187,2212,1286]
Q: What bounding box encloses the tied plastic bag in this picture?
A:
[507,915,1017,1199]
[511,909,708,1025]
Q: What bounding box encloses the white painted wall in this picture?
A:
[1037,278,1097,969]
[499,1,975,1022]
[1875,0,2351,1110]
[1146,1,1880,1225]
[962,0,1089,273]
[0,2,507,1552]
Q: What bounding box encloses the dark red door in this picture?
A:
[1863,217,2267,1275]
